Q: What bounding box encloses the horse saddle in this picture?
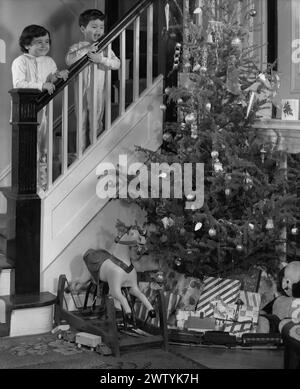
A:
[83,249,134,283]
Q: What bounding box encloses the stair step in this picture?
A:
[1,292,56,310]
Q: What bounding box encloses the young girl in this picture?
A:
[11,25,69,191]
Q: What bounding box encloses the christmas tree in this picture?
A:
[116,0,300,279]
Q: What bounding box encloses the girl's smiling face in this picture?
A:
[26,34,50,57]
[81,19,105,43]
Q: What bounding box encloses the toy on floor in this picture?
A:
[68,224,156,324]
[258,261,300,333]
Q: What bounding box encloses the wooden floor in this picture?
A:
[171,344,284,369]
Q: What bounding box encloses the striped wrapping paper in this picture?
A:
[223,321,253,337]
[196,277,241,318]
[134,288,181,327]
[238,291,261,324]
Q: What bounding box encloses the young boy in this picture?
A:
[12,25,69,191]
[66,9,120,151]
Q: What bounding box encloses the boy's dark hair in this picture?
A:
[79,9,105,28]
[19,25,51,53]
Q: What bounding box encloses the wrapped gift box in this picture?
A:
[213,300,237,321]
[135,283,181,327]
[238,291,261,324]
[196,277,241,317]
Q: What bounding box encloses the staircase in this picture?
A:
[0,0,164,337]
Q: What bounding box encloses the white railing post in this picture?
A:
[120,30,126,115]
[133,16,140,101]
[47,100,53,189]
[62,86,68,174]
[76,72,83,158]
[147,4,153,88]
[105,43,112,131]
[91,64,98,145]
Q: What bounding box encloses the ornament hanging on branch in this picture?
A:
[226,55,241,95]
[165,1,170,31]
[291,227,299,235]
[207,21,224,44]
[266,218,275,231]
[173,42,182,70]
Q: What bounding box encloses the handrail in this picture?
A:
[36,0,156,111]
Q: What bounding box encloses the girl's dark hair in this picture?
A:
[19,25,51,53]
[79,9,105,28]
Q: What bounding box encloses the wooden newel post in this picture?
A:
[7,89,41,296]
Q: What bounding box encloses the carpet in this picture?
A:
[0,333,207,369]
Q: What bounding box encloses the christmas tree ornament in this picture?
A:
[206,102,212,112]
[260,145,267,163]
[200,66,208,75]
[155,271,165,283]
[160,104,167,111]
[291,227,299,235]
[161,217,175,229]
[184,62,191,69]
[244,171,253,190]
[214,160,223,173]
[180,122,186,129]
[266,219,275,230]
[231,36,242,49]
[236,244,244,252]
[246,91,256,119]
[209,228,217,237]
[165,87,171,95]
[174,258,182,267]
[225,188,231,197]
[191,133,199,140]
[185,113,196,124]
[248,223,255,231]
[225,173,232,181]
[226,55,241,95]
[193,63,201,72]
[195,222,203,231]
[248,9,257,17]
[163,132,173,142]
[177,98,184,105]
[211,151,219,159]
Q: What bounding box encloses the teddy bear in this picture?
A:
[257,261,300,333]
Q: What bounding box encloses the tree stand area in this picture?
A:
[53,275,169,357]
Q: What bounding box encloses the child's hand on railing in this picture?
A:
[55,70,69,81]
[87,51,107,65]
[42,82,55,95]
[87,42,99,53]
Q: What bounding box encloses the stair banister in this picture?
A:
[8,0,157,297]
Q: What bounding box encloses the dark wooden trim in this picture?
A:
[36,0,158,111]
[7,89,42,296]
[267,0,278,69]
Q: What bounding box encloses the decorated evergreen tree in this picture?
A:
[117,0,300,279]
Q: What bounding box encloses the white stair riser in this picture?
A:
[0,269,14,296]
[9,306,53,337]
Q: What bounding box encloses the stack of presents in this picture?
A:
[135,269,261,338]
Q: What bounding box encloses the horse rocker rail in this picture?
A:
[54,224,169,357]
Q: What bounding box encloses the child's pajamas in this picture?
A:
[66,42,120,150]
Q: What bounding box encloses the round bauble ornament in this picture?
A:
[231,36,242,49]
[225,188,231,196]
[248,9,257,17]
[214,161,223,173]
[206,102,212,112]
[165,87,171,95]
[211,151,219,159]
[185,113,197,125]
[174,258,182,267]
[248,223,255,231]
[236,244,244,252]
[209,228,217,237]
[291,227,299,235]
[160,104,167,111]
[177,98,184,105]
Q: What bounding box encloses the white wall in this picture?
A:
[0,0,105,180]
[41,200,145,294]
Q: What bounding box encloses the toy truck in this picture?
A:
[75,332,102,351]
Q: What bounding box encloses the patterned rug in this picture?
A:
[0,333,206,369]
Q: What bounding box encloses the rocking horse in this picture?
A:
[67,225,156,323]
[54,224,168,356]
